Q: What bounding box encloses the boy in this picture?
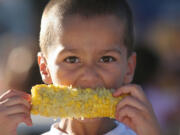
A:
[0,0,162,135]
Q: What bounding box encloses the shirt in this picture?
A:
[42,121,136,135]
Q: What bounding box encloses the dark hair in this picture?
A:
[40,0,134,56]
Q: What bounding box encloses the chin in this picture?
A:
[75,117,103,123]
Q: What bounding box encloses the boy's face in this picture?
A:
[39,15,136,89]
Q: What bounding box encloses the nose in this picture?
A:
[76,65,103,89]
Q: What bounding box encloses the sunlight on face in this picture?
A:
[46,15,133,89]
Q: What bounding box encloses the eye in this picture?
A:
[99,56,116,63]
[64,56,80,64]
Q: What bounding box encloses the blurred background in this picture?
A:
[0,0,180,135]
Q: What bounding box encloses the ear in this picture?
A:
[123,52,136,84]
[37,52,53,84]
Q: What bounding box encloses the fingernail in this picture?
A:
[23,94,31,101]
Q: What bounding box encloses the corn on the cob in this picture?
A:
[31,84,126,119]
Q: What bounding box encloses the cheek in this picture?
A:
[100,64,126,89]
[47,65,60,85]
[50,64,78,86]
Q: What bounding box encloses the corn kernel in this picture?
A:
[31,84,126,118]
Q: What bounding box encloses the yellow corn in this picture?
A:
[31,84,126,119]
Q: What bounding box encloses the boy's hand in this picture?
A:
[113,84,162,135]
[0,89,32,135]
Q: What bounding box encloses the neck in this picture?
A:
[58,118,117,135]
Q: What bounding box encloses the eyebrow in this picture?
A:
[103,48,122,55]
[57,47,122,56]
[59,48,79,54]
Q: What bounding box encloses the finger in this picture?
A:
[121,116,135,131]
[116,105,144,125]
[113,84,148,103]
[6,104,30,116]
[8,113,32,127]
[0,89,31,102]
[1,96,31,109]
[116,96,150,114]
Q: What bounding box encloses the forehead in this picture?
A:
[47,15,126,55]
[63,15,124,43]
[62,14,125,32]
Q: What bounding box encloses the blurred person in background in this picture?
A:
[0,0,50,134]
[0,0,42,91]
[133,43,180,135]
[132,1,180,134]
[145,2,180,134]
